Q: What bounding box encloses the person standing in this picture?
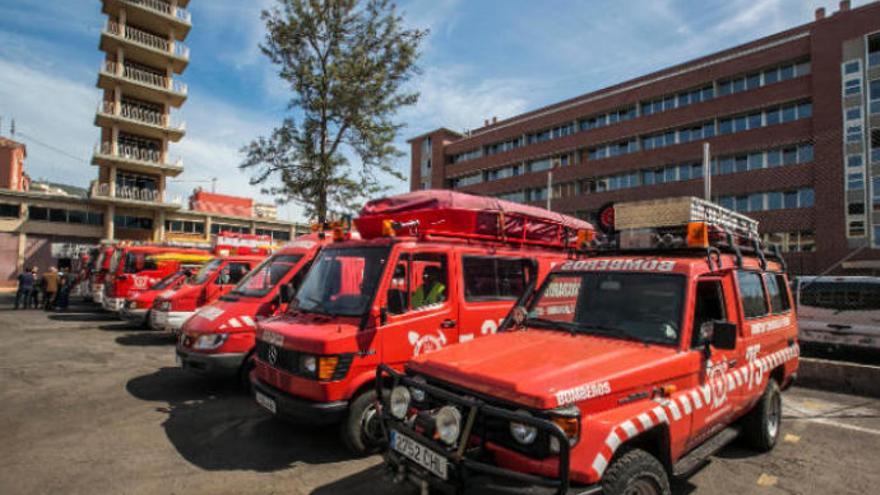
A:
[57,269,72,311]
[42,267,59,311]
[29,267,40,309]
[14,267,35,309]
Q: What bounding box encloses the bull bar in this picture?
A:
[376,364,598,495]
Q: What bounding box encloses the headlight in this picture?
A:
[301,355,317,374]
[410,376,427,402]
[435,406,462,445]
[510,410,538,445]
[299,355,340,380]
[390,386,411,419]
[193,333,229,350]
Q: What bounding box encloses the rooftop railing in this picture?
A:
[124,0,192,24]
[102,60,187,94]
[91,181,183,205]
[105,21,190,59]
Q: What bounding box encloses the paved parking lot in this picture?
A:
[1,296,878,495]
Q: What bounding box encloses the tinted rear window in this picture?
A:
[737,271,768,318]
[764,273,790,314]
[463,256,529,301]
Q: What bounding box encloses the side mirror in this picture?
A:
[279,283,295,304]
[511,306,528,328]
[708,321,737,350]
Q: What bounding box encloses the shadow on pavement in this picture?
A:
[48,312,120,323]
[312,464,414,495]
[126,367,351,472]
[115,332,176,346]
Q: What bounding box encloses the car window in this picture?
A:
[462,256,530,301]
[764,273,790,314]
[737,271,769,318]
[386,253,448,315]
[217,262,251,285]
[691,280,726,348]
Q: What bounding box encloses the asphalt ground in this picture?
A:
[0,296,878,495]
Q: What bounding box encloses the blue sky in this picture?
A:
[0,0,870,221]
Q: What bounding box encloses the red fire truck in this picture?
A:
[175,233,336,385]
[378,197,799,495]
[102,245,211,312]
[120,252,213,327]
[150,233,274,333]
[250,190,594,454]
[91,244,117,304]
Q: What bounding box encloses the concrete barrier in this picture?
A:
[797,357,880,398]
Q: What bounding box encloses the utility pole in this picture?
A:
[702,142,711,201]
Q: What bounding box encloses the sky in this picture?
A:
[0,0,871,221]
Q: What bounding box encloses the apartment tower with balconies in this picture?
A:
[92,0,192,241]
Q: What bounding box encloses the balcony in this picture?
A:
[101,21,189,73]
[90,181,183,209]
[102,0,192,40]
[92,142,184,176]
[95,101,185,141]
[97,60,187,106]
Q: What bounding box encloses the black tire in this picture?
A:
[141,310,152,330]
[238,351,255,392]
[601,448,671,495]
[340,389,383,456]
[743,379,781,452]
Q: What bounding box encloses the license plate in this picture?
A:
[255,391,277,414]
[391,430,448,480]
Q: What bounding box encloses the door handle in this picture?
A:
[440,319,456,329]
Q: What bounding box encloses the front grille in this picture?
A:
[254,340,353,381]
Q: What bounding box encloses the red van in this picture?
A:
[175,234,335,385]
[120,256,210,327]
[250,190,594,454]
[150,254,268,333]
[102,245,211,312]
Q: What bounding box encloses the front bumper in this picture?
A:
[377,365,592,495]
[120,304,149,324]
[176,347,246,377]
[102,297,124,312]
[92,286,104,304]
[250,377,349,425]
[150,309,194,333]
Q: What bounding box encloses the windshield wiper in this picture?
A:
[296,294,330,315]
[575,323,662,345]
[525,317,580,335]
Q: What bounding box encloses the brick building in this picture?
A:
[0,138,29,192]
[409,1,880,275]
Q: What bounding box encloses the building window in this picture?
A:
[872,129,880,163]
[114,215,153,230]
[0,203,20,218]
[846,124,863,143]
[719,188,813,213]
[868,35,880,67]
[843,60,861,75]
[870,80,880,115]
[165,220,206,234]
[844,78,862,96]
[848,221,866,237]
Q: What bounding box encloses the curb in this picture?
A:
[797,357,880,398]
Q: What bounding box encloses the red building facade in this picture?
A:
[409,1,880,275]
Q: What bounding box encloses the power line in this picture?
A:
[14,130,90,165]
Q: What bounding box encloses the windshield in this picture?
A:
[191,259,222,285]
[232,254,304,298]
[528,272,686,345]
[294,246,389,317]
[152,271,183,290]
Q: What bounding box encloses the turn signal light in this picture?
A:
[686,222,708,248]
[551,415,580,439]
[576,229,594,248]
[381,219,396,237]
[318,356,339,380]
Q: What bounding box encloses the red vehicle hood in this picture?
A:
[257,312,369,355]
[407,330,687,410]
[182,298,264,335]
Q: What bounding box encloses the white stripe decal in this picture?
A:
[652,406,669,424]
[700,385,712,404]
[459,333,474,343]
[668,401,682,421]
[679,395,693,415]
[637,413,653,430]
[592,454,608,476]
[241,315,255,326]
[621,420,638,438]
[690,389,703,409]
[606,431,622,451]
[228,318,242,328]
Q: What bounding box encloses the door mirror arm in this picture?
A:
[379,307,388,326]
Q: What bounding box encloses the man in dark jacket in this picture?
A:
[14,267,35,309]
[29,267,40,308]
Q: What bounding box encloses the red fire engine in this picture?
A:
[379,196,799,495]
[174,233,338,386]
[101,244,211,313]
[250,190,594,454]
[150,233,274,333]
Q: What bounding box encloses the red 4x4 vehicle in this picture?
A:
[379,197,799,495]
[174,234,334,384]
[251,191,594,454]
